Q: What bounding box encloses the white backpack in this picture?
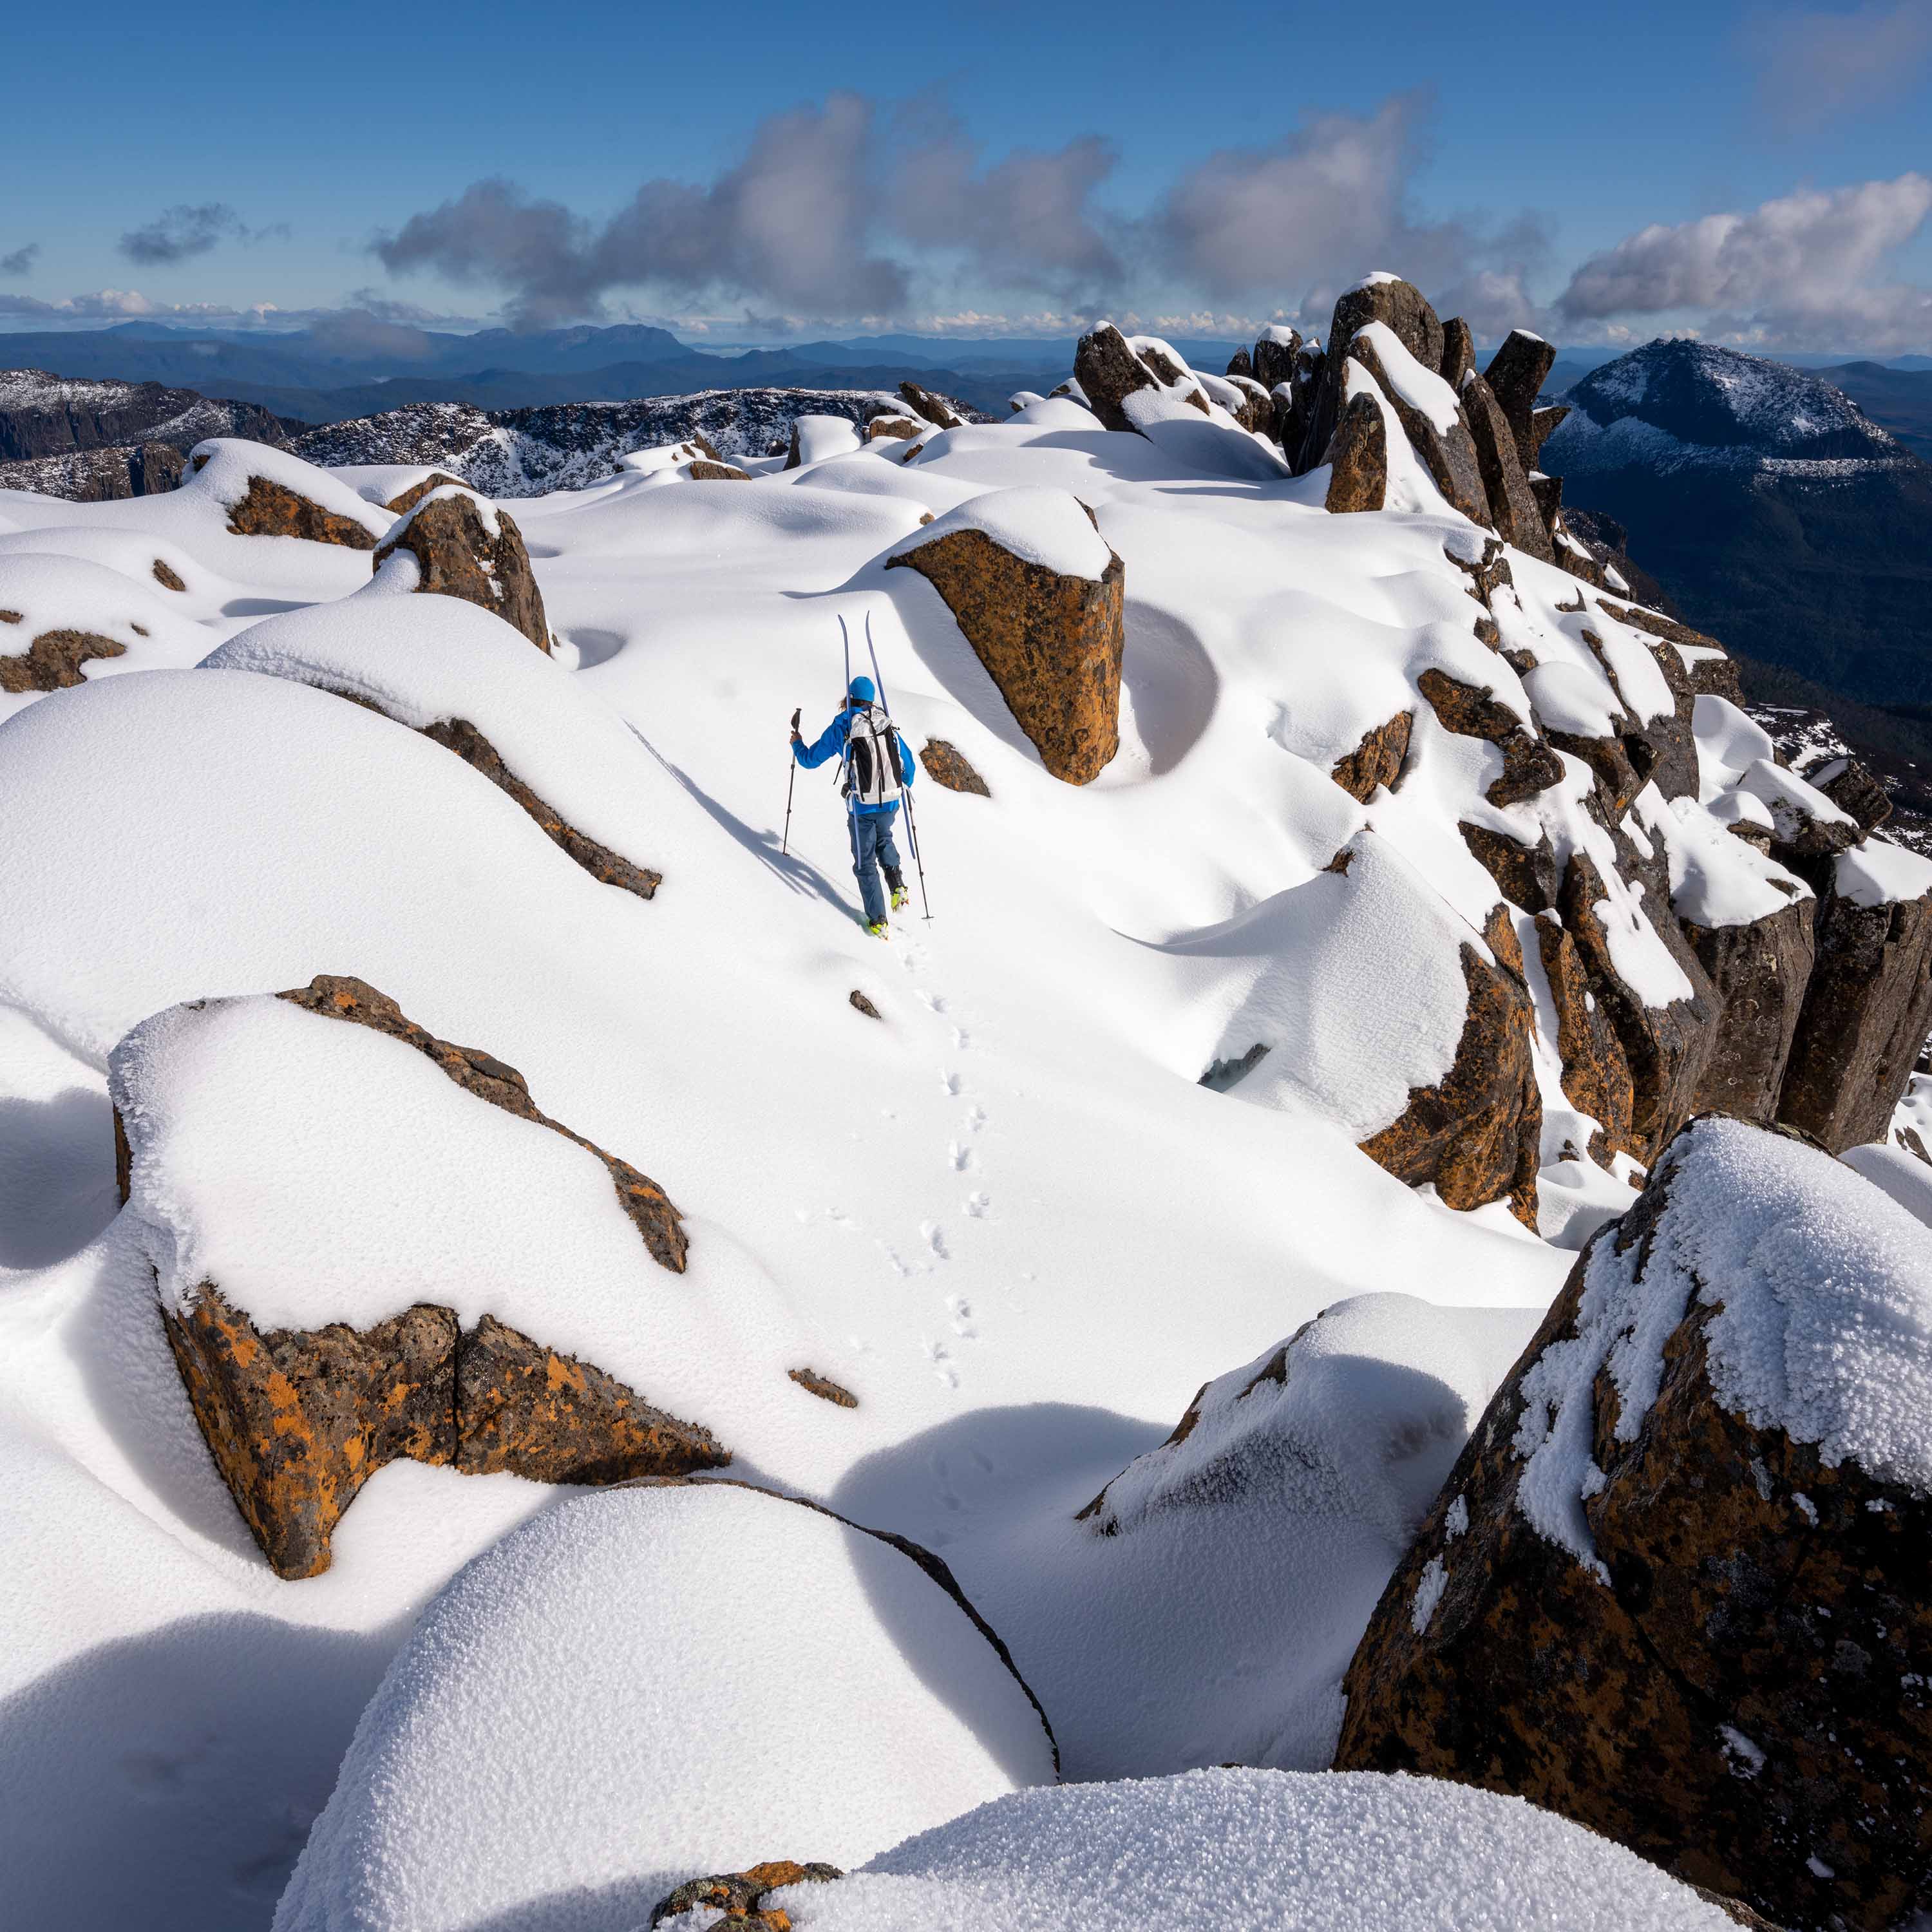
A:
[844,705,905,806]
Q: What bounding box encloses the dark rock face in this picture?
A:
[1814,756,1893,831]
[898,379,969,430]
[0,371,289,463]
[372,489,551,652]
[152,558,187,592]
[418,716,661,900]
[1461,371,1553,562]
[1527,404,1569,469]
[1223,374,1273,435]
[1332,278,1446,384]
[1331,710,1412,801]
[1251,328,1302,393]
[1559,851,1717,1163]
[0,439,187,501]
[140,977,717,1578]
[1533,915,1638,1159]
[1460,822,1558,915]
[226,475,379,549]
[1482,330,1558,470]
[865,413,923,442]
[1324,386,1388,514]
[687,459,752,481]
[1359,907,1541,1226]
[1416,669,1564,808]
[1439,317,1476,390]
[921,737,991,796]
[1336,1119,1932,1931]
[1072,324,1161,433]
[848,989,882,1020]
[1345,331,1490,526]
[0,627,127,694]
[1780,881,1932,1150]
[1225,347,1255,379]
[887,513,1124,785]
[1280,342,1326,470]
[1681,898,1815,1123]
[278,976,686,1269]
[651,1860,844,1927]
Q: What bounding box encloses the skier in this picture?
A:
[791,675,919,937]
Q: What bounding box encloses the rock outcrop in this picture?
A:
[1461,370,1553,561]
[226,475,381,548]
[136,977,714,1578]
[887,494,1124,785]
[1336,1115,1932,1932]
[651,1861,843,1927]
[383,471,466,515]
[1780,869,1932,1151]
[1680,898,1815,1124]
[1324,381,1388,514]
[921,737,991,795]
[1072,323,1163,433]
[1482,330,1558,471]
[1331,711,1412,801]
[0,627,126,694]
[372,489,551,652]
[1358,907,1541,1225]
[1343,327,1490,525]
[898,380,968,430]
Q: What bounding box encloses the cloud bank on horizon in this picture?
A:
[3,56,1931,354]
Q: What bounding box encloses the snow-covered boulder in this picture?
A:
[1461,365,1554,560]
[1250,323,1302,394]
[886,487,1124,785]
[1343,323,1492,527]
[273,1482,1057,1932]
[113,976,723,1577]
[1322,369,1389,515]
[0,550,207,714]
[1338,1116,1932,1931]
[205,582,663,898]
[757,1768,1734,1930]
[1072,323,1203,435]
[190,438,394,549]
[380,469,464,515]
[370,485,551,652]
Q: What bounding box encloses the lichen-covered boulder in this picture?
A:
[1251,324,1302,393]
[382,470,466,515]
[886,488,1124,785]
[921,737,991,796]
[1336,1115,1932,1932]
[0,626,126,694]
[111,976,718,1578]
[1071,323,1160,433]
[1331,710,1412,802]
[372,487,551,653]
[1461,369,1554,561]
[1345,325,1490,526]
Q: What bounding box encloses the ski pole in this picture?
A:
[902,786,933,920]
[781,707,800,855]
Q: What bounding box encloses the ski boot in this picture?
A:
[885,866,911,914]
[864,917,890,940]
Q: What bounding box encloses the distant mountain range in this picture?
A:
[0,319,1090,423]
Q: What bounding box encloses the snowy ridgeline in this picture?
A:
[0,301,1929,1932]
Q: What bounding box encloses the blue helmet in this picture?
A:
[848,675,876,704]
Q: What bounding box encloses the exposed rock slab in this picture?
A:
[1534,914,1638,1158]
[1358,907,1542,1225]
[1780,878,1932,1151]
[1331,710,1412,801]
[372,489,551,653]
[383,471,465,515]
[651,1860,843,1927]
[921,737,991,795]
[1681,898,1815,1124]
[1416,669,1564,807]
[1483,330,1558,471]
[226,475,379,549]
[1072,324,1161,434]
[1347,331,1490,525]
[1324,384,1388,514]
[0,628,126,694]
[1461,370,1553,561]
[887,509,1124,785]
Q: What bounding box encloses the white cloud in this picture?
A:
[1557,173,1932,352]
[1743,0,1932,130]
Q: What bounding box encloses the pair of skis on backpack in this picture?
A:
[838,613,931,929]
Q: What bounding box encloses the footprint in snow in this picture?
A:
[964,1103,987,1132]
[922,1220,950,1260]
[878,1242,914,1279]
[918,990,948,1014]
[951,1025,971,1050]
[940,1070,963,1097]
[948,1140,976,1173]
[963,1191,991,1219]
[947,1293,977,1340]
[925,1338,960,1389]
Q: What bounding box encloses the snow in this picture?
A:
[1844,1141,1932,1230]
[0,549,211,721]
[779,1768,1732,1931]
[1645,791,1810,931]
[274,1482,1054,1932]
[1836,836,1932,908]
[0,327,1757,1926]
[203,578,662,873]
[1352,322,1463,437]
[889,485,1113,581]
[790,413,866,466]
[1515,1117,1932,1574]
[1523,659,1625,737]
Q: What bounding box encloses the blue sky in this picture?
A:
[5,0,1931,349]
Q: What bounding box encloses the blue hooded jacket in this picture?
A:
[793,702,918,815]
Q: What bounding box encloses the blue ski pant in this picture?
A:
[849,807,903,924]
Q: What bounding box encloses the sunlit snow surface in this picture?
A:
[0,403,1884,1929]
